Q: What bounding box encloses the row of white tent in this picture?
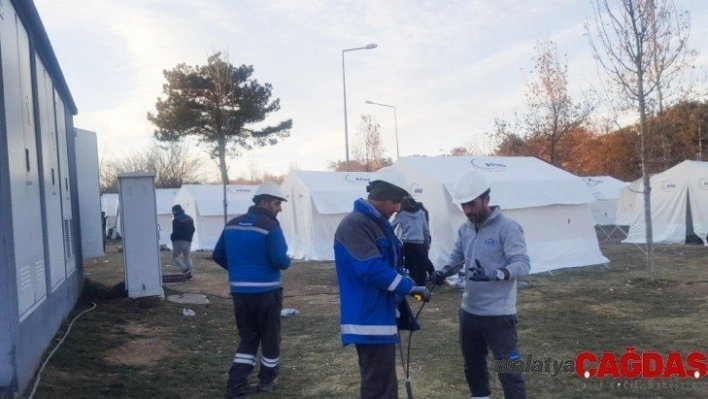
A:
[101,185,258,250]
[617,160,708,245]
[99,157,708,276]
[281,156,609,274]
[100,156,611,274]
[581,160,708,246]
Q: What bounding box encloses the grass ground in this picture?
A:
[28,232,708,398]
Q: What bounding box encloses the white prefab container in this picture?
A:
[75,129,104,258]
[173,184,257,251]
[1,1,82,395]
[118,173,163,298]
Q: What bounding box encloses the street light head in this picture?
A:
[365,100,374,104]
[365,43,378,49]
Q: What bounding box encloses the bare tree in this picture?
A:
[524,39,594,165]
[355,115,391,171]
[329,115,392,171]
[491,40,593,165]
[449,134,495,156]
[588,0,692,280]
[100,142,207,193]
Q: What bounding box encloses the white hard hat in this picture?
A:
[254,182,287,202]
[371,166,407,191]
[452,170,490,204]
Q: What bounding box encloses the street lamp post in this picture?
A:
[342,43,377,171]
[365,100,399,160]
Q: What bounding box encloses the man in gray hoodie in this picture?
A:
[432,169,530,399]
[392,198,433,286]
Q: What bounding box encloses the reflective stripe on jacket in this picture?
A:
[334,199,414,346]
[212,206,290,294]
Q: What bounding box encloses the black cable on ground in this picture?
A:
[173,290,340,300]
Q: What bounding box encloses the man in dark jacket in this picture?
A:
[334,166,430,399]
[213,182,290,398]
[171,204,195,279]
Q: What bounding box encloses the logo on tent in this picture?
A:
[584,178,602,188]
[227,187,254,195]
[699,178,708,190]
[344,174,371,184]
[409,183,423,197]
[661,181,677,192]
[470,158,507,172]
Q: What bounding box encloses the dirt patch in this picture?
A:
[103,338,170,367]
[103,321,172,367]
[664,281,708,297]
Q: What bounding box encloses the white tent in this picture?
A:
[615,179,640,226]
[280,170,373,260]
[583,176,628,225]
[173,184,257,250]
[155,188,181,247]
[101,193,119,236]
[394,156,609,274]
[621,160,708,245]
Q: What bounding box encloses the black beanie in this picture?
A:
[367,181,409,201]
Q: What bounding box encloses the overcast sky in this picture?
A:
[34,0,708,180]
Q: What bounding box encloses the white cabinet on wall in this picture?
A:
[118,172,163,298]
[36,56,66,291]
[74,128,103,259]
[1,5,47,319]
[53,92,76,275]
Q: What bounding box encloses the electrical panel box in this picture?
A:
[118,172,163,298]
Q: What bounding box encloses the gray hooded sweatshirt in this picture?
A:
[392,209,431,245]
[447,206,530,316]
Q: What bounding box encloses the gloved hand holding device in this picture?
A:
[469,259,507,281]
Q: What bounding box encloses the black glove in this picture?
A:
[409,286,431,302]
[469,259,500,281]
[431,267,449,286]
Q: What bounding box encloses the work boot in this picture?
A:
[257,379,277,392]
[224,382,255,398]
[183,270,193,280]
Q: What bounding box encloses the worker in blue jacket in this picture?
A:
[334,166,430,399]
[213,182,290,398]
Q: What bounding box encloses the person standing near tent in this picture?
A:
[431,169,530,399]
[416,201,436,280]
[334,166,431,399]
[171,204,196,279]
[212,182,290,398]
[392,197,433,286]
